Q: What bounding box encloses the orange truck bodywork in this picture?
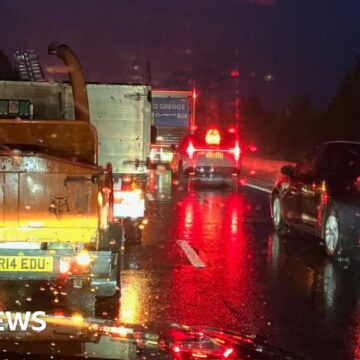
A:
[0,120,117,293]
[0,120,102,244]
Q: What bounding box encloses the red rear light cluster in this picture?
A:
[59,252,92,276]
[185,127,241,162]
[232,142,241,161]
[186,141,196,159]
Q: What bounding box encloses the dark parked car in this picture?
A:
[271,141,360,257]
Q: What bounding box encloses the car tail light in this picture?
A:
[75,252,91,267]
[205,129,221,145]
[59,258,71,274]
[186,141,196,159]
[232,142,241,161]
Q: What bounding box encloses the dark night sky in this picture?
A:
[1,0,360,110]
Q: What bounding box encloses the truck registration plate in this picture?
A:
[205,152,224,159]
[0,256,53,272]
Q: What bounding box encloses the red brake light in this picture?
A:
[205,129,221,145]
[59,258,71,274]
[186,142,196,159]
[248,144,258,153]
[233,142,241,161]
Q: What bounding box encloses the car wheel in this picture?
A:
[231,177,239,192]
[95,252,121,319]
[323,210,341,257]
[124,219,142,242]
[272,194,284,231]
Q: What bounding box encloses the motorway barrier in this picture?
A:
[242,155,296,185]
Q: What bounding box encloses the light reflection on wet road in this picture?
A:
[0,170,360,359]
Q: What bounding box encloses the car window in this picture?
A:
[294,147,321,177]
[316,144,342,174]
[192,130,237,148]
[338,146,360,182]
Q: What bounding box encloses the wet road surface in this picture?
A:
[1,170,360,359]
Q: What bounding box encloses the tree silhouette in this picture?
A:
[326,54,360,140]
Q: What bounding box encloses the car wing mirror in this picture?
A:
[280,165,294,177]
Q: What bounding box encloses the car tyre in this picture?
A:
[178,161,189,189]
[124,218,142,242]
[272,194,285,231]
[322,208,342,258]
[230,177,239,192]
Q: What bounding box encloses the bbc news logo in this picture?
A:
[0,311,46,332]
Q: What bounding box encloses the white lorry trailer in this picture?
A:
[150,89,193,167]
[62,83,152,240]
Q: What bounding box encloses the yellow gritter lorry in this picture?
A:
[0,43,121,303]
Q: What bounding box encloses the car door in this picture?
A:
[281,147,320,226]
[331,145,360,244]
[300,144,342,234]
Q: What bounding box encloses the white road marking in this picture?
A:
[146,193,155,201]
[177,240,206,268]
[245,183,272,194]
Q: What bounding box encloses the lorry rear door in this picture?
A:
[62,83,152,175]
[19,174,97,226]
